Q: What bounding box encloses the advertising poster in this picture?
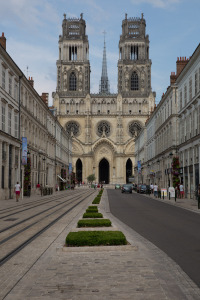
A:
[137,160,141,174]
[22,137,27,165]
[69,163,72,175]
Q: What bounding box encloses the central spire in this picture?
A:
[99,31,110,94]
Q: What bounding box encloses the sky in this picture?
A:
[1,0,200,106]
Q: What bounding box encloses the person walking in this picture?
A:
[198,184,200,209]
[14,181,21,202]
[150,183,154,194]
[179,183,184,199]
[153,183,158,198]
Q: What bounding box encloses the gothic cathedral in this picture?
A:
[53,13,155,184]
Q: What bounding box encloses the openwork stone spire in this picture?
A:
[99,31,110,94]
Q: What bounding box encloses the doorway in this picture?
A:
[126,158,132,183]
[76,159,82,183]
[99,158,109,184]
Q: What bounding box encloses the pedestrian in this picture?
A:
[153,183,158,198]
[14,181,21,202]
[179,183,184,199]
[28,182,31,197]
[198,184,200,209]
[150,183,154,194]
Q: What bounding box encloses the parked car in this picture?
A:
[115,184,121,189]
[132,184,137,191]
[121,184,132,194]
[137,184,151,194]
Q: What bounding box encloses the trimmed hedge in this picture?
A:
[66,231,127,246]
[83,212,103,218]
[77,219,112,227]
[88,206,98,210]
[92,197,101,204]
[86,208,98,213]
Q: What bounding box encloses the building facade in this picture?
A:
[53,13,155,184]
[135,45,200,199]
[0,33,72,200]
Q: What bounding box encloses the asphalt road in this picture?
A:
[108,189,200,287]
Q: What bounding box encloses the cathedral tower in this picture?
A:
[118,13,152,97]
[56,13,90,96]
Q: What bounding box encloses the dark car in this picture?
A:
[138,184,151,194]
[121,184,132,193]
[132,184,137,191]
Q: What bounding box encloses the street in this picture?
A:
[108,189,200,287]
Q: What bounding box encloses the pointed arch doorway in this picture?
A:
[126,158,132,183]
[99,158,109,184]
[76,159,82,183]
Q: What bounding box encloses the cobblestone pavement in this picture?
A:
[1,188,200,299]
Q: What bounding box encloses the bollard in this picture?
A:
[198,196,200,209]
[163,191,164,199]
[169,192,170,200]
[175,189,177,202]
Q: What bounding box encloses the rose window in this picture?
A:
[66,121,80,137]
[129,122,141,137]
[97,121,111,137]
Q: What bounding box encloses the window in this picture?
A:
[69,72,77,91]
[2,66,5,89]
[184,84,187,105]
[131,72,139,90]
[8,108,11,135]
[179,90,182,110]
[2,104,5,131]
[195,72,198,95]
[14,112,18,138]
[9,76,12,96]
[189,78,192,101]
[14,83,18,101]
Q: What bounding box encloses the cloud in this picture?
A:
[130,0,180,8]
[0,0,59,31]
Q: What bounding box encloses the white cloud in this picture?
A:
[130,0,180,8]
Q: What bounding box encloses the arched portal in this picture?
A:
[126,158,132,183]
[76,159,82,183]
[99,158,109,184]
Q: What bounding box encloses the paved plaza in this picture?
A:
[1,187,200,300]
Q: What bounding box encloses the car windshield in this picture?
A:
[141,185,146,188]
[123,184,132,187]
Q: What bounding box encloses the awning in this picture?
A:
[57,175,66,182]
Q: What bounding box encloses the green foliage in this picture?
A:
[83,212,103,218]
[86,207,98,213]
[172,156,180,188]
[66,231,127,246]
[87,174,96,183]
[77,219,112,227]
[92,197,100,204]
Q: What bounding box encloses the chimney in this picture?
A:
[0,32,6,50]
[170,71,176,85]
[28,76,34,87]
[41,93,49,106]
[176,56,189,77]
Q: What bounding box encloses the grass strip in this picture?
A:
[66,231,127,246]
[86,208,98,213]
[83,212,103,218]
[77,219,111,227]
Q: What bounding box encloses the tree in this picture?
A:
[172,156,180,188]
[87,174,96,184]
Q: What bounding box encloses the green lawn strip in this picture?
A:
[77,219,112,227]
[86,208,98,213]
[83,212,103,218]
[92,197,101,204]
[66,231,127,246]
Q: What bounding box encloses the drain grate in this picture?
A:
[4,218,18,221]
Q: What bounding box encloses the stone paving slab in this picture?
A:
[2,189,200,300]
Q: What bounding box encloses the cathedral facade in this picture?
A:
[53,13,155,184]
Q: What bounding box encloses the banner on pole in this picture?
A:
[22,137,27,165]
[69,163,72,175]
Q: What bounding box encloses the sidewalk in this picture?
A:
[1,187,200,299]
